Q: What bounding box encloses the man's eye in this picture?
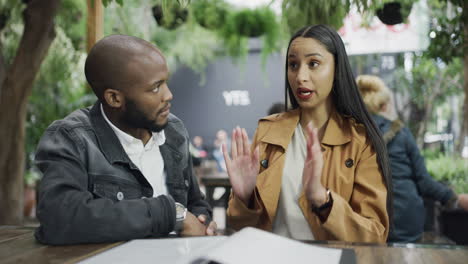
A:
[152,86,160,93]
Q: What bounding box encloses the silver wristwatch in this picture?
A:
[174,202,187,233]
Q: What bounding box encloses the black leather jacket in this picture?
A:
[34,102,211,245]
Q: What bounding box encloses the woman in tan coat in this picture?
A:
[222,25,392,243]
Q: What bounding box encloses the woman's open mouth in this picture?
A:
[296,87,315,100]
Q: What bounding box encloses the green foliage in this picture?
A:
[103,0,124,7]
[104,0,219,81]
[24,27,92,182]
[281,0,420,33]
[1,0,92,184]
[192,0,228,30]
[152,1,189,30]
[0,0,24,64]
[421,148,443,160]
[24,169,41,187]
[425,153,468,193]
[426,0,463,64]
[220,6,281,64]
[104,0,281,73]
[104,1,157,41]
[56,0,87,50]
[153,23,219,83]
[391,54,463,138]
[393,55,463,110]
[282,0,350,32]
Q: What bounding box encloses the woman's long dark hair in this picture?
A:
[284,24,393,231]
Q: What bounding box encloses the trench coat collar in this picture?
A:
[259,108,352,149]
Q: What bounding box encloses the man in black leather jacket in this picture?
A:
[34,35,215,245]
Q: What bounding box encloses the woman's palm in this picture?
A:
[222,127,259,205]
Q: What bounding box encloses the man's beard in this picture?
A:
[122,98,168,133]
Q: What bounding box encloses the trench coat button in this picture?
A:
[260,159,268,168]
[345,159,354,168]
[116,191,124,201]
[185,180,189,187]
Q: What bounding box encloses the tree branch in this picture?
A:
[3,0,60,103]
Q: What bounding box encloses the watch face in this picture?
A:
[175,203,186,219]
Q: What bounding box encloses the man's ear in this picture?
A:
[103,88,124,108]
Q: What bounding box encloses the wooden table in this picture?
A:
[0,226,121,264]
[1,226,468,264]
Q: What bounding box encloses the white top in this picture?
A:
[100,104,168,197]
[272,123,314,240]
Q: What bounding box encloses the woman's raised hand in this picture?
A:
[302,122,327,207]
[222,127,260,206]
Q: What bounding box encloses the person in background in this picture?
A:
[34,35,216,245]
[190,136,208,167]
[223,24,392,243]
[356,74,468,243]
[193,136,207,155]
[212,129,229,172]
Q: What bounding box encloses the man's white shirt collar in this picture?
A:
[100,104,166,152]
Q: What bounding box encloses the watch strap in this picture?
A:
[174,202,187,233]
[311,189,333,214]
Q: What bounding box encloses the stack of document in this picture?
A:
[80,227,355,264]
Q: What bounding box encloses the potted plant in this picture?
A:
[152,3,189,30]
[281,0,349,31]
[375,1,413,25]
[192,0,228,30]
[220,6,280,63]
[426,154,468,244]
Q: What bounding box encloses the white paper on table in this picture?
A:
[184,227,343,264]
[79,236,227,264]
[79,227,344,264]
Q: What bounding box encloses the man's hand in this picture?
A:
[197,214,218,236]
[181,212,207,237]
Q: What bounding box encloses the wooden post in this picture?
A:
[86,0,104,53]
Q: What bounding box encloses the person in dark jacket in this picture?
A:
[356,74,468,242]
[34,35,216,245]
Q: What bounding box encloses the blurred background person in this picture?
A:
[212,129,229,172]
[356,74,468,243]
[190,135,208,167]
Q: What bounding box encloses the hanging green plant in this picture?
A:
[152,3,188,30]
[282,0,350,32]
[220,6,281,63]
[375,1,413,25]
[191,0,228,30]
